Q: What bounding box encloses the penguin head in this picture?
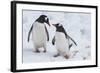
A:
[52,23,63,32]
[36,15,50,26]
[52,23,62,28]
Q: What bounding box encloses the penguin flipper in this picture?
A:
[67,35,77,46]
[62,27,77,46]
[52,36,55,45]
[69,43,73,49]
[28,25,33,42]
[62,27,68,39]
[44,25,49,41]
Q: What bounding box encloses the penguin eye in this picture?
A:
[56,24,59,26]
[56,23,61,26]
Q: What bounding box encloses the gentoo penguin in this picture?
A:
[52,23,77,59]
[28,15,50,53]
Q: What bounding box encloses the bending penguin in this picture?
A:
[28,15,50,53]
[52,23,77,59]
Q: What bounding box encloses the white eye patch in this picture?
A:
[45,17,48,21]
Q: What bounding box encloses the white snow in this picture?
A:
[22,10,91,63]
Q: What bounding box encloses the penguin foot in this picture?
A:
[54,53,60,57]
[34,49,40,53]
[43,50,46,53]
[64,55,69,59]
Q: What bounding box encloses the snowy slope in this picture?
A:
[22,10,91,63]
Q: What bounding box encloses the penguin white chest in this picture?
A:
[32,22,47,47]
[55,32,69,52]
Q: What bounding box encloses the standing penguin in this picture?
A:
[28,15,50,53]
[52,23,77,59]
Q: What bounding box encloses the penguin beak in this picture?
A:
[52,24,55,26]
[46,18,50,26]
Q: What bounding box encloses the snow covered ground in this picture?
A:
[22,10,91,63]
